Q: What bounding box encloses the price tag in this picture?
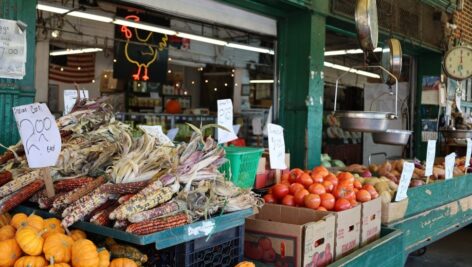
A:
[166,128,179,141]
[13,103,61,168]
[0,19,27,79]
[138,125,173,146]
[268,123,287,169]
[217,99,237,144]
[233,124,241,136]
[424,140,436,177]
[64,89,89,115]
[466,138,472,169]
[395,162,415,202]
[445,152,456,180]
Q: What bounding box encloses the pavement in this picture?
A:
[405,226,472,267]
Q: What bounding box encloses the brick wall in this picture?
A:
[455,0,472,44]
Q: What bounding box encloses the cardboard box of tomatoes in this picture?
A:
[245,204,335,267]
[360,197,381,246]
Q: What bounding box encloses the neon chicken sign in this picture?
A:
[120,15,168,81]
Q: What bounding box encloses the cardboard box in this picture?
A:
[245,204,335,267]
[360,198,381,246]
[381,199,408,224]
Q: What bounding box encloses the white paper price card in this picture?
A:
[395,162,415,202]
[466,138,472,169]
[138,125,173,146]
[0,19,27,79]
[217,99,237,144]
[13,103,61,168]
[268,123,287,169]
[425,140,437,177]
[445,152,456,180]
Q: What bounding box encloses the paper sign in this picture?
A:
[466,138,472,169]
[268,123,287,169]
[424,140,437,177]
[263,106,272,136]
[252,117,263,135]
[12,103,61,168]
[445,152,456,180]
[187,220,215,236]
[456,94,462,112]
[217,99,237,144]
[0,19,27,79]
[233,124,241,136]
[395,162,415,202]
[64,90,89,115]
[166,128,179,141]
[138,125,173,146]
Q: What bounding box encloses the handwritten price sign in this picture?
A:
[268,123,287,169]
[395,162,414,202]
[217,99,237,144]
[13,103,61,168]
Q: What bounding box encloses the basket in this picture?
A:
[220,146,264,188]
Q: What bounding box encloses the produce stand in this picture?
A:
[328,228,404,267]
[14,204,252,250]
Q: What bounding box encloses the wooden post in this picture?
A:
[40,167,55,197]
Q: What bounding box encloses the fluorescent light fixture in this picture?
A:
[169,59,206,68]
[37,3,68,14]
[324,47,383,56]
[114,19,177,35]
[176,32,227,46]
[50,48,103,56]
[227,43,275,55]
[69,11,113,23]
[323,61,381,79]
[250,80,274,84]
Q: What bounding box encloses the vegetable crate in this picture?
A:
[146,225,244,266]
[220,146,264,189]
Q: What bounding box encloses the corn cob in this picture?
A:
[0,170,39,198]
[98,181,149,195]
[110,186,176,220]
[90,202,119,226]
[126,213,191,235]
[86,199,117,221]
[118,194,135,204]
[0,180,44,213]
[0,151,14,164]
[53,176,106,209]
[0,171,13,187]
[128,200,186,223]
[38,191,67,209]
[61,189,113,228]
[54,177,94,192]
[113,220,129,230]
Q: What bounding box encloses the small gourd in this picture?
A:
[109,259,137,267]
[0,213,11,227]
[10,213,27,229]
[13,256,47,267]
[26,214,44,231]
[71,239,99,267]
[0,239,22,267]
[97,248,110,267]
[0,225,15,241]
[15,226,46,256]
[68,230,86,241]
[43,233,73,263]
[235,262,256,267]
[43,218,64,239]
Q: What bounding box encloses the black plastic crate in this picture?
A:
[146,225,244,267]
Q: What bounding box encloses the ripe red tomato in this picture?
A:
[304,194,321,209]
[349,198,358,207]
[272,184,290,200]
[323,173,338,187]
[334,198,352,211]
[322,180,334,192]
[263,194,276,204]
[289,168,304,183]
[316,206,328,211]
[281,195,295,206]
[356,189,372,202]
[298,173,314,188]
[333,185,355,200]
[353,180,362,189]
[289,183,305,195]
[362,184,379,199]
[308,183,326,195]
[281,172,290,182]
[320,193,335,210]
[311,173,324,184]
[294,189,310,206]
[337,172,354,183]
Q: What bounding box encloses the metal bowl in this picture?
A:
[441,129,472,139]
[335,111,391,132]
[372,129,412,145]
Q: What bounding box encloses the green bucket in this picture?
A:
[220,146,264,189]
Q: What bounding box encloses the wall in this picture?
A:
[455,0,472,44]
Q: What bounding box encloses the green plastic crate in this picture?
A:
[220,146,264,188]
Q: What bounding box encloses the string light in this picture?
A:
[214,88,218,91]
[104,74,108,78]
[205,80,208,83]
[92,79,95,83]
[232,69,235,73]
[168,70,172,73]
[235,83,238,86]
[176,83,180,87]
[77,66,81,70]
[184,91,188,95]
[60,67,64,71]
[224,83,228,87]
[113,59,117,63]
[168,57,172,61]
[191,81,195,85]
[231,74,234,77]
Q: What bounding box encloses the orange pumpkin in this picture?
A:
[13,256,47,267]
[15,226,46,256]
[109,258,137,267]
[0,239,22,267]
[68,230,86,241]
[10,213,27,229]
[42,218,64,239]
[165,99,181,114]
[0,225,15,241]
[26,214,44,231]
[71,239,99,267]
[235,262,256,267]
[97,248,110,267]
[43,233,73,263]
[0,213,11,227]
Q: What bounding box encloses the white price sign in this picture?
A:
[267,123,287,169]
[217,99,237,144]
[138,125,173,146]
[0,19,27,79]
[395,162,415,202]
[424,140,436,177]
[13,103,61,168]
[445,152,456,180]
[466,138,472,169]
